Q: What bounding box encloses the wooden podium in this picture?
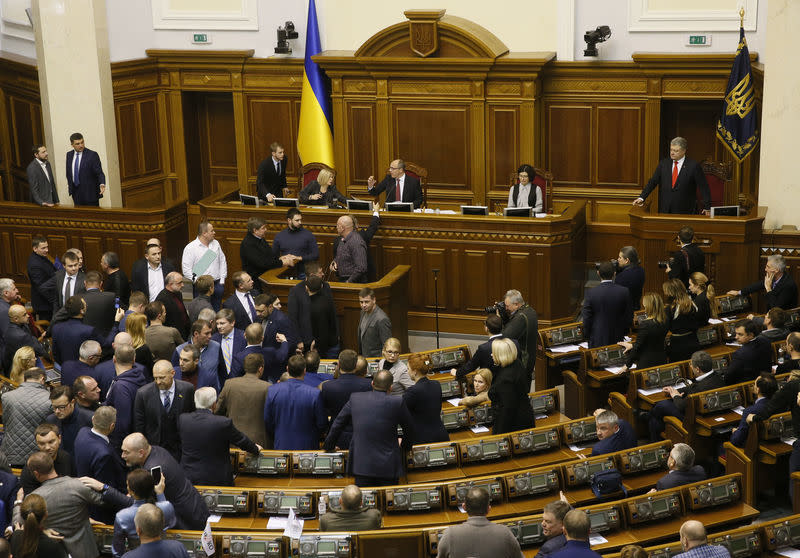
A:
[260,265,410,353]
[629,204,766,300]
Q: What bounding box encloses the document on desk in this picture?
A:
[783,436,797,446]
[470,425,490,434]
[447,398,462,407]
[206,514,222,523]
[708,318,724,324]
[732,405,745,415]
[589,534,608,546]
[638,382,686,397]
[579,342,589,349]
[726,342,742,347]
[549,344,581,354]
[605,366,626,374]
[774,547,800,557]
[283,508,304,540]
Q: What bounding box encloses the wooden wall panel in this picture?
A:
[206,96,237,168]
[140,100,161,173]
[246,97,298,182]
[117,103,140,180]
[462,249,490,312]
[420,248,447,310]
[596,106,642,187]
[547,105,592,185]
[487,105,519,191]
[347,104,377,188]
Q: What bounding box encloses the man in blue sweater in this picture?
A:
[272,208,319,278]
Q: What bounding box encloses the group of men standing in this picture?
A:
[27,133,106,207]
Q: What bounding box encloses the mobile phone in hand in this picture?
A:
[150,466,162,484]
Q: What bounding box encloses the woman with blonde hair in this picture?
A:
[10,493,68,557]
[402,354,449,445]
[124,312,154,379]
[8,346,36,384]
[689,271,717,325]
[620,292,668,371]
[378,338,413,395]
[663,278,701,362]
[458,368,492,407]
[488,338,535,434]
[299,168,348,207]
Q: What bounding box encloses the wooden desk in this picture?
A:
[199,193,588,334]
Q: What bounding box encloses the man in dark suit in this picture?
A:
[357,287,392,358]
[179,386,260,486]
[134,360,196,460]
[320,350,372,448]
[27,236,57,321]
[728,254,798,311]
[42,250,86,315]
[454,314,514,384]
[614,246,646,312]
[130,241,174,302]
[240,216,297,289]
[633,136,710,214]
[100,251,130,308]
[61,340,101,388]
[74,406,126,491]
[666,226,705,287]
[26,143,58,206]
[155,272,190,339]
[289,262,338,355]
[213,308,247,385]
[2,304,48,371]
[366,159,423,208]
[51,296,117,365]
[255,293,298,364]
[655,443,707,491]
[590,409,637,456]
[229,322,288,380]
[46,385,94,459]
[65,132,106,206]
[222,271,259,330]
[121,432,210,530]
[730,373,777,448]
[723,319,773,385]
[82,270,117,336]
[255,141,287,202]
[582,261,632,348]
[324,370,413,487]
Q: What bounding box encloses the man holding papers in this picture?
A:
[182,220,227,311]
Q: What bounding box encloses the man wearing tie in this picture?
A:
[256,141,287,203]
[65,132,106,207]
[367,159,423,209]
[222,272,259,330]
[26,144,59,206]
[633,137,710,215]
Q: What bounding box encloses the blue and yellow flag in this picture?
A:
[716,26,759,162]
[297,0,334,169]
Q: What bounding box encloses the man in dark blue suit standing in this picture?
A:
[582,261,632,348]
[66,132,106,206]
[633,136,710,215]
[51,296,120,365]
[320,350,372,448]
[74,406,126,491]
[324,370,413,487]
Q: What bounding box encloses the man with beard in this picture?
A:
[272,208,319,278]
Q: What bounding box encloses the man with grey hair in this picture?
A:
[728,253,798,311]
[655,443,706,491]
[182,220,227,311]
[633,136,710,215]
[74,405,127,491]
[366,158,423,208]
[591,408,637,456]
[536,500,572,558]
[675,520,731,558]
[332,214,368,283]
[0,278,19,342]
[320,484,382,531]
[500,289,538,383]
[126,503,190,558]
[61,339,102,388]
[178,386,260,485]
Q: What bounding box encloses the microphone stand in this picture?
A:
[432,268,440,349]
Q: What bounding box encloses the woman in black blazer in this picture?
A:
[402,354,449,445]
[620,292,668,371]
[488,338,535,434]
[689,272,716,326]
[663,279,701,362]
[298,168,348,207]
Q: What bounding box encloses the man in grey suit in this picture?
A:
[26,144,59,206]
[357,287,391,358]
[27,451,128,558]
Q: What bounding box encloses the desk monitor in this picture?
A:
[461,205,489,216]
[503,207,532,217]
[239,194,259,207]
[274,197,299,208]
[386,201,413,212]
[710,205,740,217]
[346,199,373,211]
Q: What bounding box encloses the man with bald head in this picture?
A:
[367,158,423,208]
[121,432,210,530]
[74,375,101,411]
[331,215,368,282]
[676,520,731,558]
[2,304,47,371]
[320,484,381,531]
[155,271,190,339]
[324,369,413,487]
[93,331,143,399]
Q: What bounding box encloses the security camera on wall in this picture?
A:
[584,26,611,57]
[275,21,299,54]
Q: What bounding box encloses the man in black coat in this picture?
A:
[3,304,48,371]
[27,236,57,321]
[614,246,646,312]
[633,137,710,214]
[582,261,632,348]
[454,314,516,384]
[100,251,130,309]
[722,319,773,386]
[121,432,210,530]
[728,254,798,311]
[366,159,423,208]
[289,264,339,357]
[66,132,106,206]
[319,350,372,448]
[323,370,413,487]
[178,386,260,486]
[130,241,175,302]
[134,360,196,460]
[239,217,298,290]
[82,271,117,336]
[500,289,538,381]
[155,272,190,340]
[42,250,86,315]
[666,226,705,287]
[255,142,287,202]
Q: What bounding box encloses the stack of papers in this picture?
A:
[550,344,582,354]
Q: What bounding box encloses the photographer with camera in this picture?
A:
[497,290,538,386]
[613,246,645,311]
[664,226,705,288]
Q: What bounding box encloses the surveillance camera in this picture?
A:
[583,25,612,57]
[275,21,298,54]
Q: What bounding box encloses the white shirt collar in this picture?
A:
[91,428,109,443]
[160,382,176,399]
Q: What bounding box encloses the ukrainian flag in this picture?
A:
[297,0,335,169]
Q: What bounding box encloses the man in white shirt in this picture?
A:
[182,220,227,311]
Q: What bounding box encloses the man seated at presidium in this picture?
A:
[633,137,710,215]
[366,159,423,209]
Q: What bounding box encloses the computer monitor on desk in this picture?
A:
[461,205,489,216]
[386,202,413,212]
[274,198,299,208]
[347,199,373,211]
[239,194,259,207]
[504,207,532,217]
[710,205,740,217]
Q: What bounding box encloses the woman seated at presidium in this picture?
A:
[299,168,348,208]
[508,164,543,213]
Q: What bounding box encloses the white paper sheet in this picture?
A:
[732,405,745,415]
[605,366,626,374]
[589,534,608,546]
[470,425,490,434]
[579,342,589,349]
[549,344,581,354]
[283,508,304,539]
[447,398,462,407]
[206,514,222,523]
[726,342,742,347]
[783,437,798,446]
[637,382,685,397]
[708,318,723,324]
[695,370,714,382]
[774,547,800,557]
[267,517,288,530]
[714,416,726,422]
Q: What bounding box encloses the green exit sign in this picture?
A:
[687,34,711,46]
[192,33,211,44]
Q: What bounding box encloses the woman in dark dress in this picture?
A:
[299,168,348,207]
[663,279,701,362]
[402,354,449,445]
[10,494,68,558]
[619,292,668,372]
[689,271,716,326]
[488,338,535,434]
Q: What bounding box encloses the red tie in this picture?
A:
[671,160,678,189]
[395,178,401,202]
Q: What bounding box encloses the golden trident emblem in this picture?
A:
[724,73,754,118]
